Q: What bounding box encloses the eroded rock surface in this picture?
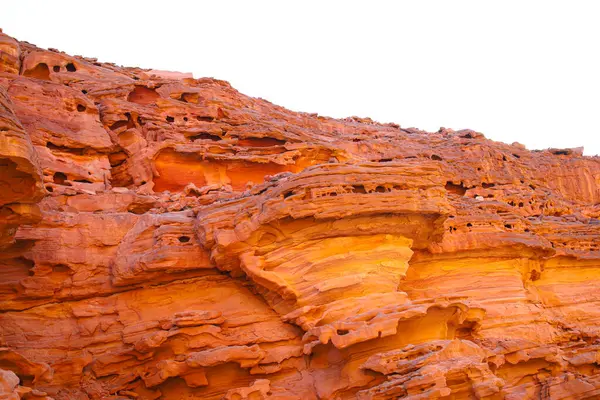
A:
[1,30,600,399]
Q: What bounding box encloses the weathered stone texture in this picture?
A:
[1,31,600,399]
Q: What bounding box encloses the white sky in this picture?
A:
[2,1,600,154]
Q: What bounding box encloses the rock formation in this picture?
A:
[0,30,599,399]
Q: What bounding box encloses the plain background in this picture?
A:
[2,1,599,154]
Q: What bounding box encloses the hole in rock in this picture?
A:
[283,191,294,199]
[166,116,175,123]
[109,113,136,131]
[45,186,53,192]
[445,181,467,196]
[237,137,287,147]
[502,155,508,161]
[379,158,393,162]
[66,63,76,72]
[482,183,495,188]
[76,104,86,112]
[183,117,188,122]
[53,264,70,273]
[127,203,154,215]
[127,85,159,105]
[513,153,521,159]
[504,224,512,229]
[74,179,92,184]
[52,65,60,72]
[2,257,35,281]
[431,154,443,161]
[374,186,387,193]
[46,142,85,155]
[179,92,201,103]
[53,172,68,185]
[178,236,191,243]
[530,270,541,281]
[153,149,308,192]
[196,116,214,122]
[352,185,367,194]
[518,202,524,207]
[336,329,350,336]
[466,223,473,227]
[81,90,88,95]
[552,150,570,156]
[189,133,222,142]
[23,63,51,80]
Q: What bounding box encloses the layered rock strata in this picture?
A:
[0,30,600,399]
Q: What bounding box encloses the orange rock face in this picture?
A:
[1,30,600,399]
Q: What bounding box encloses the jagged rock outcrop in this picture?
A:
[1,30,600,399]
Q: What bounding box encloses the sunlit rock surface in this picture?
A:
[1,30,600,399]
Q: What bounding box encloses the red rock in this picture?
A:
[1,30,600,399]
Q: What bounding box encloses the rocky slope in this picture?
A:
[0,30,599,399]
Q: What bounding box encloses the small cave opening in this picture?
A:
[237,137,287,147]
[178,92,201,104]
[431,154,443,161]
[53,172,68,185]
[109,113,136,131]
[352,185,367,194]
[53,264,71,273]
[127,85,160,105]
[81,90,88,95]
[46,186,53,192]
[46,142,85,155]
[166,116,175,123]
[336,329,349,336]
[504,224,513,229]
[445,181,467,196]
[189,133,222,142]
[23,63,51,81]
[530,270,541,281]
[196,116,214,122]
[52,65,60,72]
[66,63,77,72]
[76,104,86,112]
[178,236,191,243]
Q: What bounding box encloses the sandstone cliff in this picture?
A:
[0,30,599,399]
